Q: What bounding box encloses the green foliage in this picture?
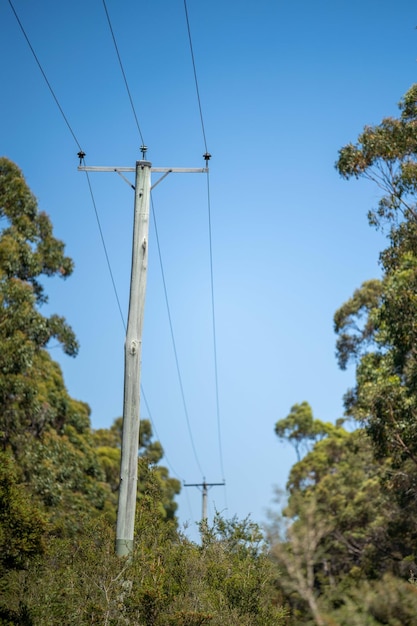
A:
[272,403,417,624]
[286,426,393,578]
[335,85,417,471]
[198,514,280,623]
[1,504,286,626]
[333,279,383,370]
[0,452,45,626]
[330,575,417,626]
[0,158,78,453]
[271,84,417,624]
[0,158,76,348]
[0,451,45,572]
[0,160,190,624]
[93,417,181,522]
[275,402,332,461]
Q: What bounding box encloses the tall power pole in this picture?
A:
[184,479,225,524]
[116,159,151,556]
[79,154,208,556]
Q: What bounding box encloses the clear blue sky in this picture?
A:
[1,0,416,539]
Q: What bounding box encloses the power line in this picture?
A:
[7,0,178,492]
[102,0,216,485]
[183,0,208,153]
[102,0,145,145]
[150,195,205,478]
[11,0,215,516]
[7,0,83,152]
[183,1,227,485]
[83,170,127,331]
[140,385,195,524]
[7,0,127,333]
[140,384,183,481]
[84,168,193,515]
[205,172,226,481]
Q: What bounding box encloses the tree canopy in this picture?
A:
[335,85,417,471]
[0,158,288,625]
[275,401,332,461]
[271,85,417,625]
[0,158,78,453]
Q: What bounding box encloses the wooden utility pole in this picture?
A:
[184,479,225,523]
[116,159,151,556]
[78,153,209,556]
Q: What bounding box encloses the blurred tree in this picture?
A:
[18,502,286,626]
[93,417,181,522]
[0,158,285,625]
[283,424,393,581]
[0,158,78,451]
[0,451,45,571]
[0,451,46,625]
[0,158,112,533]
[275,402,332,461]
[267,85,417,625]
[335,84,417,470]
[271,407,417,624]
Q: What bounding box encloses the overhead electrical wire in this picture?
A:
[205,176,226,482]
[7,3,201,531]
[83,174,127,331]
[6,0,183,484]
[7,0,127,336]
[183,0,227,485]
[101,0,145,146]
[7,0,83,152]
[183,0,208,154]
[141,384,194,520]
[140,385,184,483]
[150,197,205,477]
[10,0,221,520]
[7,1,194,517]
[101,0,207,479]
[142,383,195,522]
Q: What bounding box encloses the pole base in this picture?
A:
[116,538,134,557]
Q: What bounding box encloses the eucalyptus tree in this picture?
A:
[335,85,417,473]
[0,157,78,452]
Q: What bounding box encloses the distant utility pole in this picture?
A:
[184,479,225,524]
[78,149,209,557]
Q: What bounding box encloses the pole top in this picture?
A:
[136,160,152,168]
